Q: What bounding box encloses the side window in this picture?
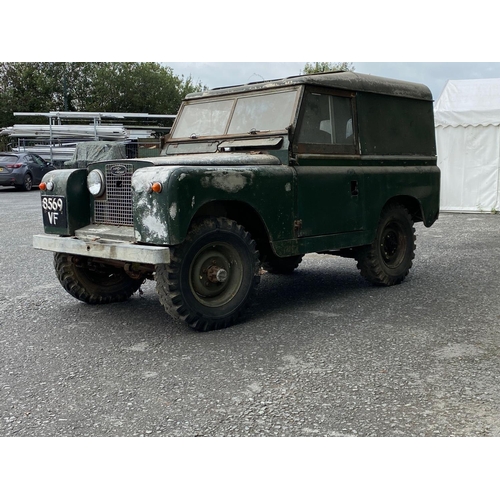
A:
[297,91,356,151]
[298,93,332,144]
[33,154,45,166]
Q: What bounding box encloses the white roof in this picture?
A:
[434,78,500,127]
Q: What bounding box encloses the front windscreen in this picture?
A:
[172,99,234,138]
[172,89,298,139]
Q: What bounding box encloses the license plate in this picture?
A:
[41,195,67,228]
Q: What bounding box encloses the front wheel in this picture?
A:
[54,253,143,304]
[155,217,261,331]
[355,203,416,286]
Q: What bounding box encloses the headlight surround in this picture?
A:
[87,169,105,197]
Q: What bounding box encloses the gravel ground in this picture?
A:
[0,186,499,437]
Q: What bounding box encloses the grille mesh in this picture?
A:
[94,164,134,226]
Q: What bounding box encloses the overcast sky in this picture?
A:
[8,2,500,105]
[163,62,500,102]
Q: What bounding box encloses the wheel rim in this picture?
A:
[24,175,32,190]
[380,222,406,268]
[189,242,243,308]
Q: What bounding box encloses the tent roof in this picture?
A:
[434,78,500,127]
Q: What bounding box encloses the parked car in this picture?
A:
[0,152,55,191]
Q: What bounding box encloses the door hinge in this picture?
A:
[294,219,303,235]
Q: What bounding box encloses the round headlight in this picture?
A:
[87,169,105,197]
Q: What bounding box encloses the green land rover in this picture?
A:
[33,71,440,331]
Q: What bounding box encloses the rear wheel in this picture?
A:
[155,217,260,331]
[15,173,33,191]
[355,203,416,286]
[54,253,143,304]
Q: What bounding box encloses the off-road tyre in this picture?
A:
[355,203,416,286]
[54,252,143,304]
[262,255,303,274]
[155,217,261,332]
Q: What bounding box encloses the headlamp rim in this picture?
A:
[87,169,105,197]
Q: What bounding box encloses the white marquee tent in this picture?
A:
[434,78,500,212]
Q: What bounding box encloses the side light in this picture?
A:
[39,181,54,191]
[87,169,105,197]
[151,182,163,193]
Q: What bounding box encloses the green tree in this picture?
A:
[0,62,205,128]
[302,62,355,74]
[0,63,59,126]
[85,62,203,115]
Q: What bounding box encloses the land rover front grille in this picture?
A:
[94,164,134,226]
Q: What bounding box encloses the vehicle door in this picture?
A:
[23,154,38,182]
[29,154,48,183]
[292,87,364,237]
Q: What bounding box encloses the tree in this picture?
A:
[302,62,355,74]
[0,62,205,128]
[84,62,203,115]
[0,63,59,126]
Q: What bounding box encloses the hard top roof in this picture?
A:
[185,71,433,102]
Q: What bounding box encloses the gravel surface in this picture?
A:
[1,186,499,437]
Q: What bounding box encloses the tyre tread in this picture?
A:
[54,253,142,304]
[155,217,260,331]
[355,203,416,286]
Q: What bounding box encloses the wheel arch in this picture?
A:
[189,200,275,261]
[16,170,34,191]
[382,195,424,223]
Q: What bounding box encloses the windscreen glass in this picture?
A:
[227,91,297,134]
[172,99,234,138]
[172,89,298,139]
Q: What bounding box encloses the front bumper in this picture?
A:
[33,234,171,264]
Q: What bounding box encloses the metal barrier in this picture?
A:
[11,137,164,168]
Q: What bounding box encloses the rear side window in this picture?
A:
[0,155,18,162]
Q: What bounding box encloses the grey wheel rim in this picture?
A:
[24,175,32,190]
[189,242,243,308]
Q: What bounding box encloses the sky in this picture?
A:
[7,2,500,106]
[162,62,500,102]
[149,2,497,104]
